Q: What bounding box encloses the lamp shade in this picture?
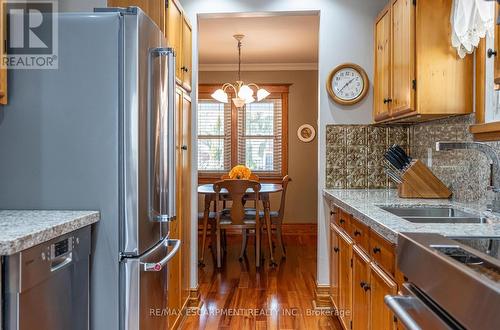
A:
[244,96,255,104]
[238,84,254,100]
[232,97,246,108]
[211,89,228,103]
[257,88,270,101]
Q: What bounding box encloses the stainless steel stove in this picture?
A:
[385,233,500,330]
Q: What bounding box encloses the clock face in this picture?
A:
[332,68,364,101]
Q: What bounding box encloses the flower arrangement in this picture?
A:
[228,165,252,180]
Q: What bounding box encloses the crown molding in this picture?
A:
[199,63,318,72]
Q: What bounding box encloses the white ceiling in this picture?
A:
[198,14,319,70]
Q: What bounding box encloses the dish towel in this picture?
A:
[451,0,495,58]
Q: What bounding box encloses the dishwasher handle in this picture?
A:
[142,239,180,272]
[385,295,423,330]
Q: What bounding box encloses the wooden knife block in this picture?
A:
[397,160,452,199]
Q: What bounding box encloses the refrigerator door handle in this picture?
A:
[142,239,181,271]
[148,47,176,223]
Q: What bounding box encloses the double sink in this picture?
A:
[380,206,485,224]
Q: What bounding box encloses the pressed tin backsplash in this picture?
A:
[325,125,410,189]
[326,115,500,202]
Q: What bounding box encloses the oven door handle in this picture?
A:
[142,239,181,272]
[385,295,423,330]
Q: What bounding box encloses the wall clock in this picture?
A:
[326,63,369,105]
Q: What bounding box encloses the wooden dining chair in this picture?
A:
[213,179,262,268]
[245,175,291,258]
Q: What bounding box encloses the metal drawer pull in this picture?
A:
[340,219,345,224]
[334,247,339,253]
[384,296,422,330]
[354,230,361,236]
[142,239,181,272]
[373,247,381,254]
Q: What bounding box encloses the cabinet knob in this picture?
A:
[354,230,361,237]
[334,247,339,253]
[330,210,335,216]
[360,281,370,291]
[488,48,497,58]
[339,219,345,224]
[373,247,381,254]
[383,98,393,104]
[181,145,188,150]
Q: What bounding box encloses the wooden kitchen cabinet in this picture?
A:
[329,204,400,330]
[373,0,473,123]
[0,0,7,104]
[352,246,371,330]
[370,263,398,330]
[374,5,391,121]
[107,0,165,33]
[336,226,353,330]
[330,223,340,308]
[166,0,192,91]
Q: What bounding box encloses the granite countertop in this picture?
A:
[0,210,100,255]
[323,189,500,244]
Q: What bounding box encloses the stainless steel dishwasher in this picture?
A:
[2,226,91,330]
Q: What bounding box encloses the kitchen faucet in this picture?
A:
[436,141,500,212]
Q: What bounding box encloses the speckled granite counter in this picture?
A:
[323,189,500,244]
[0,210,100,255]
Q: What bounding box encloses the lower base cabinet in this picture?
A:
[330,206,399,330]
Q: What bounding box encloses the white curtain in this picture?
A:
[451,0,495,58]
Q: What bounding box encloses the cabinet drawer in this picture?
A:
[350,217,369,252]
[369,230,396,277]
[336,208,351,233]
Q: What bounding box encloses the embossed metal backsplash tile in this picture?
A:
[326,125,410,189]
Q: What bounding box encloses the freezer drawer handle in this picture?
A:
[384,295,423,330]
[142,239,181,272]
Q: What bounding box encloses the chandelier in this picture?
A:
[211,34,270,107]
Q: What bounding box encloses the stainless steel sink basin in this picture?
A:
[379,206,484,223]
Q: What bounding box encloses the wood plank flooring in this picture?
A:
[181,234,342,329]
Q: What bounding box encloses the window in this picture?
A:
[198,84,289,181]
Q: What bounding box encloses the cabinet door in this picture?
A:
[181,17,192,91]
[180,92,191,305]
[391,0,415,116]
[166,0,183,81]
[337,227,353,330]
[370,264,398,330]
[167,218,182,328]
[330,224,340,308]
[108,0,165,33]
[352,246,371,330]
[0,1,6,105]
[374,7,392,121]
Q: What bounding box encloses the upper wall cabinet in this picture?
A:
[470,3,500,141]
[108,0,192,92]
[166,0,192,91]
[373,0,473,123]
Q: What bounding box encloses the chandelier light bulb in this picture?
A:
[238,84,254,100]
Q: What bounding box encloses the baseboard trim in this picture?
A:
[314,284,333,309]
[187,286,202,309]
[198,223,317,236]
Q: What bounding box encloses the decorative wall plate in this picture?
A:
[297,124,316,143]
[327,63,369,105]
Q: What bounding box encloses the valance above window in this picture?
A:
[451,0,495,58]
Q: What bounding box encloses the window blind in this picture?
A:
[197,99,231,172]
[237,98,283,176]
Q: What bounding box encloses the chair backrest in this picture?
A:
[221,173,260,181]
[277,175,291,220]
[213,179,261,225]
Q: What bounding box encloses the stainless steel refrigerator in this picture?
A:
[0,7,178,330]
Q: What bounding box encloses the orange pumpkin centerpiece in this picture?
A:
[228,165,252,180]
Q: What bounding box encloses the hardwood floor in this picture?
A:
[180,234,342,329]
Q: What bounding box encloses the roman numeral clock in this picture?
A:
[327,63,369,105]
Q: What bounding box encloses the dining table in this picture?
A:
[198,183,283,266]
